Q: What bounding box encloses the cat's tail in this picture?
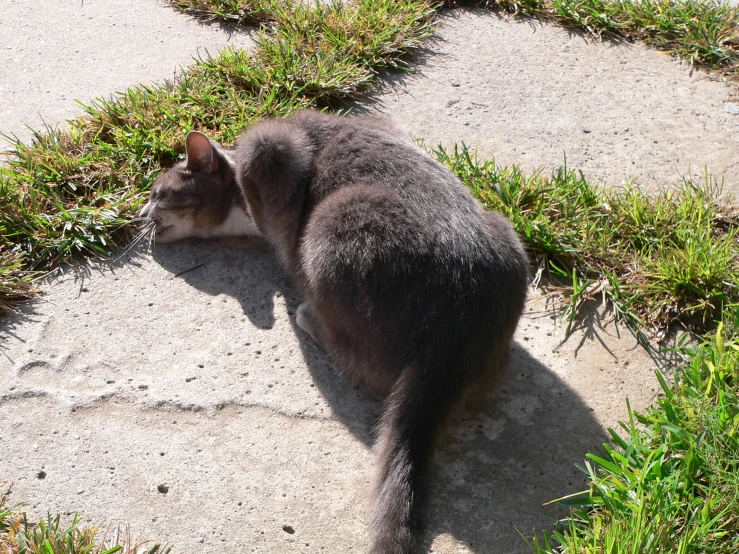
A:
[369,358,465,554]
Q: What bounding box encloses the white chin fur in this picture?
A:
[154,225,192,244]
[155,206,259,243]
[203,206,260,238]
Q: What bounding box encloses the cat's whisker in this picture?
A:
[113,220,156,262]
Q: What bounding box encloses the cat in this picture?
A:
[141,109,529,554]
[139,135,259,242]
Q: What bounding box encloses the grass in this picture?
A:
[166,0,276,23]
[434,144,739,344]
[0,0,437,311]
[528,316,739,553]
[0,493,170,554]
[0,250,39,313]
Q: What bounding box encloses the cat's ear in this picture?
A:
[185,131,219,174]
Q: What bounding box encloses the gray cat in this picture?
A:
[139,135,259,241]
[141,110,529,554]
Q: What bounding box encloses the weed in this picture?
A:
[432,143,739,340]
[0,492,171,554]
[528,316,739,553]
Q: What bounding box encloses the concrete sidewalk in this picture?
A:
[1,0,254,148]
[1,2,738,553]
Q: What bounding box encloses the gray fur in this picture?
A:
[145,110,529,553]
[235,110,529,553]
[141,131,258,242]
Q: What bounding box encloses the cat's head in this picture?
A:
[140,132,258,243]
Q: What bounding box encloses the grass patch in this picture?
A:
[0,249,39,313]
[180,0,739,77]
[0,493,170,554]
[528,316,739,553]
[166,0,276,24]
[0,0,436,311]
[434,144,739,343]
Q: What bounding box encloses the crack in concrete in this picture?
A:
[0,386,344,424]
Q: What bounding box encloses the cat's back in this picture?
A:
[243,110,525,282]
[296,112,526,289]
[297,112,486,238]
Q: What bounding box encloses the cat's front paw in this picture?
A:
[296,302,327,351]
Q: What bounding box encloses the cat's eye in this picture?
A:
[157,200,197,211]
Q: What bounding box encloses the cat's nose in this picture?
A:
[139,201,152,218]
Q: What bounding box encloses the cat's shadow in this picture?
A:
[151,236,383,441]
[151,238,607,553]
